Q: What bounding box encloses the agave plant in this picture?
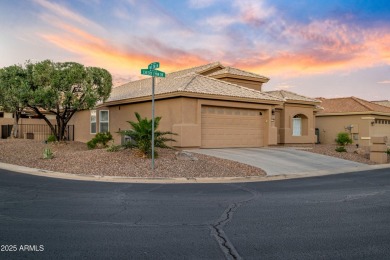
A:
[120,112,177,158]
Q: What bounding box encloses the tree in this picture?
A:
[0,65,30,138]
[120,112,177,158]
[25,60,112,141]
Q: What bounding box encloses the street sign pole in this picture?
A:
[151,76,155,171]
[140,62,165,173]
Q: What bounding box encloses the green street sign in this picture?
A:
[148,62,160,70]
[141,68,166,78]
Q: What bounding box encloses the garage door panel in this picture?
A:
[201,106,264,148]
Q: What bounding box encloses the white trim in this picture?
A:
[90,110,97,134]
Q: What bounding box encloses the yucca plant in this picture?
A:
[120,112,177,158]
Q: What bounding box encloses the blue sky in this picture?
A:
[0,0,389,100]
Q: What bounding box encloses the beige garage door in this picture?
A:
[201,106,264,148]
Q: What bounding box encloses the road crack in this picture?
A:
[210,184,260,260]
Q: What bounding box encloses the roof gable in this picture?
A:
[265,90,320,103]
[207,66,269,82]
[106,72,282,104]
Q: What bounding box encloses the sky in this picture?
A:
[0,0,389,101]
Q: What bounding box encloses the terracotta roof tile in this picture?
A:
[317,97,390,114]
[207,66,269,81]
[265,90,320,103]
[107,72,282,103]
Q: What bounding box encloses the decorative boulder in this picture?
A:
[175,151,198,161]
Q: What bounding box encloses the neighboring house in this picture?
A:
[0,110,70,141]
[316,97,390,147]
[71,62,320,148]
[372,100,390,107]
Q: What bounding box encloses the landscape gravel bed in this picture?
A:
[0,139,266,178]
[304,144,389,165]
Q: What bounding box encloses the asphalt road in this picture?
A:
[1,169,390,259]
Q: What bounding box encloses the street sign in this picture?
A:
[140,62,166,172]
[148,62,160,70]
[141,69,165,78]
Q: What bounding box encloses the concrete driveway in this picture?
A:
[190,148,369,176]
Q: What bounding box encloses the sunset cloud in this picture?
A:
[1,0,389,100]
[377,80,390,84]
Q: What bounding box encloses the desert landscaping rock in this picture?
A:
[175,151,199,161]
[0,139,265,178]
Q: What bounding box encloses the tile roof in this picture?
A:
[207,66,269,81]
[372,100,390,107]
[317,97,390,114]
[265,90,320,103]
[107,72,282,103]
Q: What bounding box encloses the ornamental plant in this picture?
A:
[335,132,352,152]
[120,112,177,158]
[87,132,113,149]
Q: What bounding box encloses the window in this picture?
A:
[90,110,96,134]
[292,116,302,136]
[99,110,109,132]
[0,111,3,118]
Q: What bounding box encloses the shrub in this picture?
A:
[386,148,390,155]
[335,146,347,153]
[43,147,54,159]
[120,112,177,158]
[47,134,57,143]
[335,132,352,146]
[87,132,113,149]
[107,144,121,152]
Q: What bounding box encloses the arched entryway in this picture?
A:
[292,114,308,136]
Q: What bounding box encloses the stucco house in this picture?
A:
[316,97,390,147]
[1,62,320,148]
[70,62,320,148]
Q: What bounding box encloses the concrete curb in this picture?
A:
[0,161,389,184]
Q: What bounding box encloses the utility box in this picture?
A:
[370,136,388,164]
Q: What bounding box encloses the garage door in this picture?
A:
[201,106,264,148]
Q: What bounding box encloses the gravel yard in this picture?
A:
[0,139,265,178]
[309,144,389,165]
[0,140,388,178]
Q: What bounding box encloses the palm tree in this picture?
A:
[120,112,177,158]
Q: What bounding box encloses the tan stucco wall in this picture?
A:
[315,114,375,147]
[73,97,277,148]
[372,117,390,145]
[69,110,96,143]
[276,104,316,144]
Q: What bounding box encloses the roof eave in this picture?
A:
[316,111,390,117]
[101,91,283,107]
[210,73,269,83]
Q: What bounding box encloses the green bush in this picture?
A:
[120,112,177,158]
[335,146,347,153]
[107,144,121,152]
[87,132,113,149]
[47,134,57,143]
[43,147,54,159]
[335,132,352,146]
[386,148,390,155]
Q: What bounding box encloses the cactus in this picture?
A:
[43,147,54,159]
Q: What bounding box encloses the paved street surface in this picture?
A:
[190,148,367,176]
[1,168,390,259]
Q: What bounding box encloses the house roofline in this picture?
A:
[100,92,283,107]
